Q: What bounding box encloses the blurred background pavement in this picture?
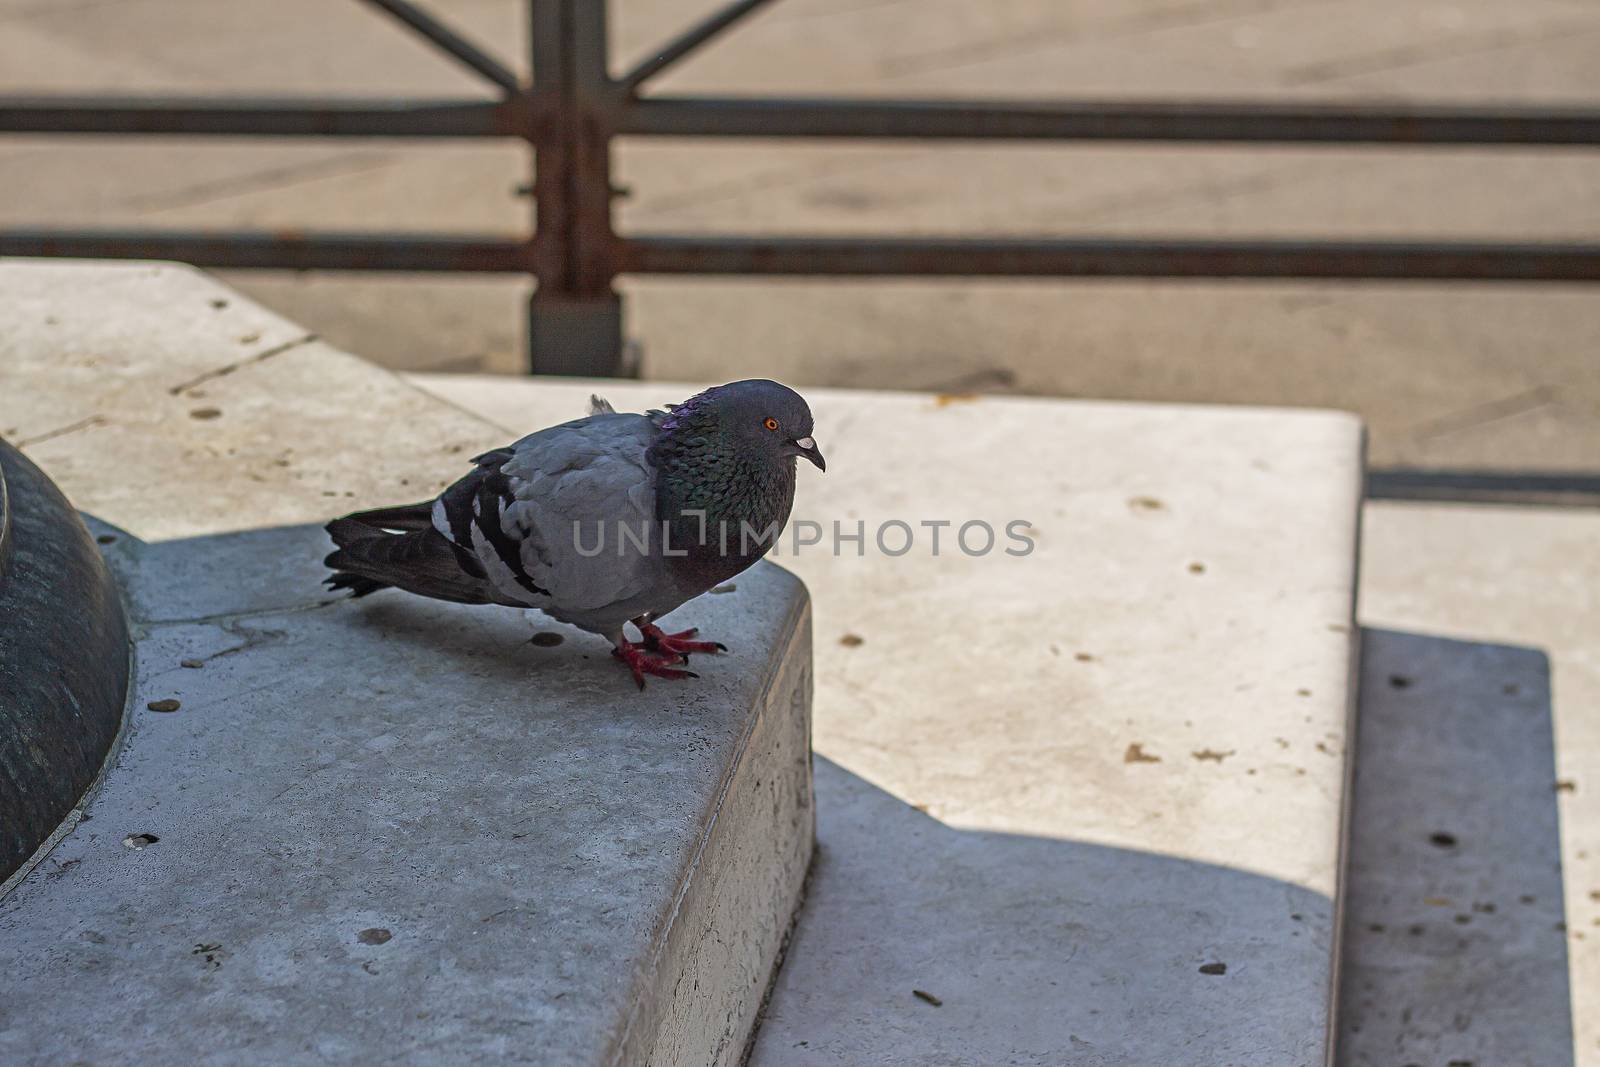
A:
[1,0,1598,468]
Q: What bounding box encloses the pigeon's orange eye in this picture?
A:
[764,417,779,431]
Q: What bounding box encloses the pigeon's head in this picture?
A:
[687,379,825,473]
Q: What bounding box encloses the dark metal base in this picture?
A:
[528,290,627,376]
[0,441,130,882]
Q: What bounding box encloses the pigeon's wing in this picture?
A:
[431,412,663,617]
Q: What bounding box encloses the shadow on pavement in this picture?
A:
[1338,629,1573,1067]
[751,758,1337,1065]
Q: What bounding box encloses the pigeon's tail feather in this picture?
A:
[324,570,389,598]
[332,500,435,537]
[323,508,500,607]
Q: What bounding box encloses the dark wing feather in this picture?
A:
[435,448,549,598]
[325,410,661,618]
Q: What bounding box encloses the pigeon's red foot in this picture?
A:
[638,622,728,658]
[612,640,698,690]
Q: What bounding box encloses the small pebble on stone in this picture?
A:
[147,698,181,712]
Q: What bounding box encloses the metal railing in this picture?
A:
[3,0,1599,502]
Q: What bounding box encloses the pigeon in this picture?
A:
[323,379,824,687]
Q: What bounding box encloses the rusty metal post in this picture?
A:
[528,0,626,376]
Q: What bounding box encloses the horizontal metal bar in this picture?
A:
[8,230,1600,283]
[621,96,1600,144]
[8,94,1599,147]
[618,0,781,93]
[1366,468,1600,507]
[359,0,522,94]
[0,230,528,272]
[621,236,1600,281]
[0,97,517,137]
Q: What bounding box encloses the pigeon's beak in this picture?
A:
[790,436,826,472]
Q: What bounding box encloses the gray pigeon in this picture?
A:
[323,379,824,687]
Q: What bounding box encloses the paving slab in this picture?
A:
[412,372,1367,1065]
[1352,502,1600,1067]
[0,260,495,539]
[0,262,815,1066]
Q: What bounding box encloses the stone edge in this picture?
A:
[613,584,817,1067]
[1324,422,1369,1067]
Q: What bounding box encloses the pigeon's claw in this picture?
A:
[638,622,728,657]
[612,641,699,690]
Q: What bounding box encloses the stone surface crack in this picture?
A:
[1283,17,1600,85]
[203,620,291,664]
[1050,156,1371,228]
[630,151,919,222]
[128,152,392,214]
[167,334,318,397]
[882,0,1345,78]
[1410,385,1559,442]
[140,596,342,630]
[13,415,106,449]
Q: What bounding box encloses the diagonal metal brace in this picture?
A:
[358,0,522,93]
[617,0,781,93]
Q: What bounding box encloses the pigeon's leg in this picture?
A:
[611,634,698,690]
[634,616,728,657]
